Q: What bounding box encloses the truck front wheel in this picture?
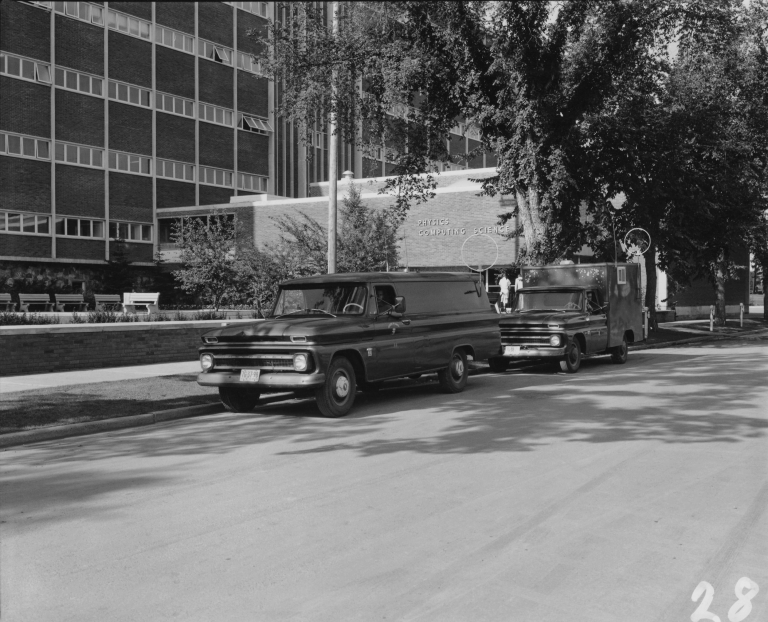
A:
[559,340,581,373]
[316,356,357,417]
[438,349,469,393]
[219,387,261,412]
[610,339,629,364]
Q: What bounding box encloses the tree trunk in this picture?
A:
[714,254,727,326]
[643,245,658,332]
[515,185,548,264]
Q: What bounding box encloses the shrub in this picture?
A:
[0,312,61,326]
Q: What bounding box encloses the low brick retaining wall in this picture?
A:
[0,320,257,377]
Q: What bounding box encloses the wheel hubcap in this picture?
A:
[334,374,350,398]
[453,357,464,378]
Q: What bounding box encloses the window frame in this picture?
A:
[54,65,104,98]
[156,91,195,119]
[155,24,195,55]
[198,39,234,67]
[108,150,152,177]
[107,79,152,109]
[200,166,234,188]
[108,220,154,243]
[106,8,152,41]
[0,132,51,162]
[54,215,106,239]
[0,52,53,87]
[237,172,269,193]
[157,159,195,183]
[199,102,234,128]
[53,140,104,169]
[0,210,52,237]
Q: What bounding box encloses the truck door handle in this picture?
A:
[401,319,411,325]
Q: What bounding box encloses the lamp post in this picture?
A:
[327,1,339,274]
[610,201,623,267]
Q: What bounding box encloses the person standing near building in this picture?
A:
[498,273,512,313]
[515,274,523,292]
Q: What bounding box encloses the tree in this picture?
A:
[101,238,135,295]
[171,212,240,310]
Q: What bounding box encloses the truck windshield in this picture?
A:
[513,290,583,312]
[272,284,368,317]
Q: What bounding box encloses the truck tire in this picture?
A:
[219,387,260,412]
[488,357,509,373]
[438,349,469,393]
[559,339,581,373]
[610,339,629,364]
[315,356,357,417]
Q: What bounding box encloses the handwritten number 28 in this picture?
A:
[691,577,760,622]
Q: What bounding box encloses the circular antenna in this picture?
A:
[461,234,499,272]
[623,228,651,257]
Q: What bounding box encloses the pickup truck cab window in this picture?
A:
[514,289,583,312]
[273,284,368,317]
[374,285,397,315]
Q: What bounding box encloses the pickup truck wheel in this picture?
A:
[488,357,509,373]
[438,350,469,393]
[315,357,357,417]
[219,387,260,412]
[610,339,629,364]
[559,340,581,373]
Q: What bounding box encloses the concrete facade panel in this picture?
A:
[55,90,105,147]
[55,15,104,76]
[55,165,105,218]
[108,32,151,89]
[0,77,51,137]
[1,1,50,62]
[108,102,152,156]
[0,157,52,214]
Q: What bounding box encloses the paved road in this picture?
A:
[2,340,767,622]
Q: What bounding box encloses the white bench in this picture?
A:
[54,293,89,312]
[18,293,54,312]
[94,294,124,312]
[123,292,160,314]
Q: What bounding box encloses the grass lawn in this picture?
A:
[0,374,220,434]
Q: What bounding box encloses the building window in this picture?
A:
[228,2,268,17]
[0,52,52,85]
[108,151,151,176]
[155,25,194,54]
[107,80,151,108]
[54,141,103,168]
[107,9,151,40]
[0,211,51,236]
[199,102,234,127]
[200,166,234,188]
[198,39,233,66]
[109,221,152,243]
[54,216,105,238]
[158,159,195,182]
[238,113,272,134]
[237,172,268,193]
[54,66,103,97]
[236,52,262,75]
[31,2,106,26]
[0,132,51,161]
[156,92,194,118]
[308,132,327,149]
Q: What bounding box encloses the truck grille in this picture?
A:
[212,353,295,371]
[501,330,556,347]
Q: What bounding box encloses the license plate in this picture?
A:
[504,346,521,356]
[240,369,261,382]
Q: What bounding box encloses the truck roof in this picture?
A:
[519,285,589,291]
[281,272,481,287]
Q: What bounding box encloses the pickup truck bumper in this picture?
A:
[197,372,326,391]
[499,346,567,359]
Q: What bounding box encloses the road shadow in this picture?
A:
[2,343,766,514]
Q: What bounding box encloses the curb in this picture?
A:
[629,327,768,351]
[0,393,293,449]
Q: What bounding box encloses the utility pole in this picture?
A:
[327,1,339,273]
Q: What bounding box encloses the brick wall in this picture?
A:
[157,179,196,209]
[238,130,269,176]
[109,2,152,20]
[108,32,151,89]
[199,61,234,109]
[56,237,105,261]
[237,12,267,57]
[237,72,269,118]
[0,234,51,259]
[0,158,52,213]
[0,322,242,376]
[199,185,233,206]
[1,1,50,62]
[198,2,234,48]
[56,165,105,218]
[0,77,51,137]
[156,113,195,162]
[112,241,153,263]
[56,89,105,146]
[199,123,234,169]
[55,15,104,76]
[109,173,153,222]
[109,101,152,155]
[156,2,195,34]
[155,47,195,99]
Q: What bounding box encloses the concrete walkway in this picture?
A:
[0,361,200,394]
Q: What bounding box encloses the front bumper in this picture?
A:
[499,346,567,359]
[197,371,326,391]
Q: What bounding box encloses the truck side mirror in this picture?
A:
[390,296,406,316]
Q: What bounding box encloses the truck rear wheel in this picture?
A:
[315,356,357,417]
[488,357,509,373]
[219,387,260,412]
[559,340,581,373]
[438,349,469,393]
[610,339,629,364]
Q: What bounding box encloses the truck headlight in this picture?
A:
[293,353,308,372]
[200,353,214,371]
[549,335,562,347]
